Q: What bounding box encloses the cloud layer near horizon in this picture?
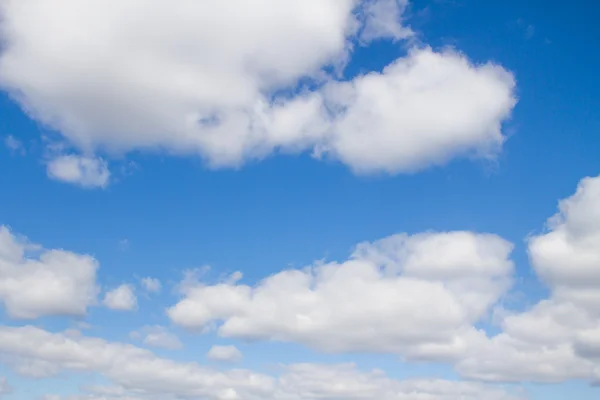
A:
[1,174,600,397]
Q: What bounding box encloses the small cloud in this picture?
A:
[118,239,130,251]
[103,284,137,311]
[4,135,25,155]
[176,266,211,294]
[141,277,161,294]
[514,18,535,40]
[46,154,110,189]
[525,24,535,39]
[206,345,243,364]
[226,271,243,285]
[130,325,183,350]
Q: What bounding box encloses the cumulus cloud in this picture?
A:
[0,325,522,400]
[528,176,600,310]
[46,155,110,188]
[207,345,243,364]
[130,326,182,350]
[168,231,514,358]
[140,277,161,294]
[320,48,515,173]
[0,0,516,174]
[0,226,99,319]
[103,284,137,311]
[454,175,600,384]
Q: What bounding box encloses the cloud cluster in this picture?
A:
[0,325,521,400]
[168,231,514,358]
[2,176,600,389]
[166,175,600,385]
[0,226,98,319]
[0,0,516,176]
[2,176,600,395]
[454,175,600,384]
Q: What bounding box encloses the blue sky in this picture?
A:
[0,1,599,399]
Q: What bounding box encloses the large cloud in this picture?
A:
[0,226,99,319]
[0,325,522,400]
[168,231,514,358]
[0,0,516,174]
[454,175,600,384]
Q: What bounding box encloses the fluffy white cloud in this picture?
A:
[207,345,243,364]
[140,277,161,294]
[320,48,515,173]
[0,325,522,400]
[528,176,600,311]
[130,326,182,350]
[0,226,99,319]
[454,175,600,384]
[46,155,110,188]
[168,231,514,358]
[103,284,137,311]
[0,0,516,174]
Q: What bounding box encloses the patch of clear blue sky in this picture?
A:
[0,1,599,399]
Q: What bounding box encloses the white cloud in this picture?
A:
[0,226,99,319]
[103,284,137,311]
[274,364,523,400]
[0,325,522,400]
[528,176,600,311]
[47,155,110,188]
[130,326,182,350]
[168,231,514,358]
[0,0,516,174]
[320,48,515,174]
[3,135,23,154]
[207,345,243,364]
[140,277,161,294]
[453,175,600,384]
[357,0,413,42]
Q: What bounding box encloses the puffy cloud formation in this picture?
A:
[207,345,243,364]
[454,175,600,384]
[528,176,600,311]
[0,226,98,319]
[0,0,516,175]
[0,325,521,400]
[3,177,600,392]
[103,284,137,311]
[166,177,600,385]
[320,48,515,173]
[168,231,514,358]
[46,155,110,188]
